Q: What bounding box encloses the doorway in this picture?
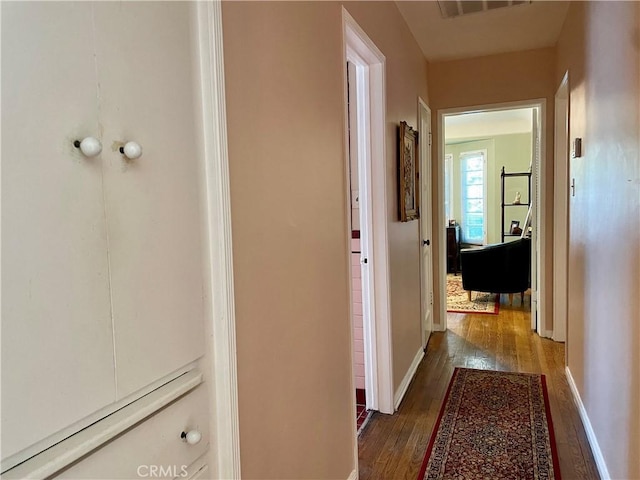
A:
[346,60,369,431]
[438,100,548,334]
[343,8,394,434]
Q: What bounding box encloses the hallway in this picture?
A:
[357,303,600,479]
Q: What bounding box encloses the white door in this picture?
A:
[530,108,540,330]
[419,99,434,346]
[93,2,206,399]
[1,2,209,466]
[1,2,116,464]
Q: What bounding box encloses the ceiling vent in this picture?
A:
[437,0,531,19]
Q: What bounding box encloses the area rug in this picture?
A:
[417,368,561,480]
[446,274,499,314]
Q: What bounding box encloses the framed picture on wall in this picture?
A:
[398,121,419,222]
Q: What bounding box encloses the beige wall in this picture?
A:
[428,48,556,330]
[556,2,640,478]
[222,3,352,478]
[222,2,429,477]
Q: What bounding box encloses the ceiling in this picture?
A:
[445,108,533,141]
[395,0,570,62]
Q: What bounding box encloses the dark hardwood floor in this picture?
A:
[357,299,600,480]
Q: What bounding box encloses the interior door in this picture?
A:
[530,108,540,330]
[1,2,116,465]
[419,99,434,346]
[93,2,206,399]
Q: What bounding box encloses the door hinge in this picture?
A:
[429,132,432,147]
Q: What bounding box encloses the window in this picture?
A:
[460,151,486,244]
[444,153,453,225]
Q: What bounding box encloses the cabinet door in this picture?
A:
[93,2,205,398]
[1,2,116,463]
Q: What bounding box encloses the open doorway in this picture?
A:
[438,101,547,333]
[343,9,394,446]
[346,60,370,431]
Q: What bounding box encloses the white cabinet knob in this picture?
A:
[75,137,102,158]
[181,430,202,445]
[120,141,143,160]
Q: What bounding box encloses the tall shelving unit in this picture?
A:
[501,166,532,242]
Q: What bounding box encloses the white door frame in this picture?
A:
[418,98,434,349]
[437,99,548,335]
[530,107,540,331]
[195,3,241,478]
[553,72,569,343]
[343,8,394,417]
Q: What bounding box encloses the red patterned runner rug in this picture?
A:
[417,368,561,480]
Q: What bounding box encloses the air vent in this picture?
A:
[437,0,531,19]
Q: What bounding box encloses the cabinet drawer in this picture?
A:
[56,385,209,479]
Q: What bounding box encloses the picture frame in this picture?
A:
[510,220,521,235]
[398,121,419,222]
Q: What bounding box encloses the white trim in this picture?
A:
[530,106,540,332]
[343,7,394,416]
[195,3,241,478]
[347,469,358,480]
[344,60,360,480]
[552,71,569,343]
[565,367,610,480]
[352,53,378,413]
[437,112,448,332]
[2,360,198,472]
[3,371,203,479]
[188,464,210,480]
[444,153,454,223]
[394,347,425,410]
[533,101,549,338]
[184,453,209,480]
[437,99,547,334]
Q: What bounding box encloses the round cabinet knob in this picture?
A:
[75,137,102,158]
[120,141,143,160]
[181,430,202,445]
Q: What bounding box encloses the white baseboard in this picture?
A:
[347,468,357,480]
[394,347,424,410]
[565,367,610,480]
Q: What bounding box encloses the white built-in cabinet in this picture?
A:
[1,2,209,476]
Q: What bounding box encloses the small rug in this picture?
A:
[446,274,499,314]
[417,368,561,480]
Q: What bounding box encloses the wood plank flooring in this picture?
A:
[357,300,600,480]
